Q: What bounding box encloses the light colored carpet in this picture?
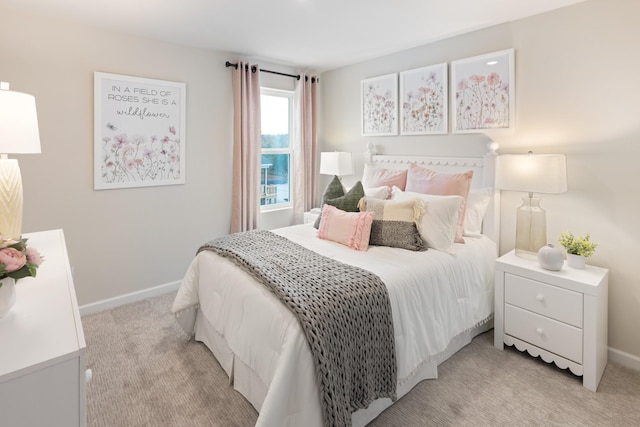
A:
[83,292,640,426]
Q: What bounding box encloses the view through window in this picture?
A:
[260,89,292,208]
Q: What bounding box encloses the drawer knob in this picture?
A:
[536,328,543,335]
[536,294,544,302]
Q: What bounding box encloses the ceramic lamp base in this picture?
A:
[0,158,23,240]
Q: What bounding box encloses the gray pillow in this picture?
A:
[313,176,346,228]
[313,176,356,228]
[326,181,365,212]
[315,181,365,229]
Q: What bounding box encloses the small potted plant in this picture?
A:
[558,231,598,269]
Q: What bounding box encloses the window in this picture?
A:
[260,89,293,209]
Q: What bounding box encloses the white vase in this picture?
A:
[567,253,586,269]
[537,244,564,271]
[0,277,16,318]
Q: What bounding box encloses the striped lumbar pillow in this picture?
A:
[358,197,426,251]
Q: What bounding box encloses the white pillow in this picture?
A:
[464,188,491,236]
[391,186,463,254]
[364,185,390,199]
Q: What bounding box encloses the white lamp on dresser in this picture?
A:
[0,82,42,240]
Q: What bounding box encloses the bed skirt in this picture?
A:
[194,306,493,427]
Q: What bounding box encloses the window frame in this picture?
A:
[260,87,294,212]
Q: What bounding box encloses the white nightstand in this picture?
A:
[494,250,608,391]
[303,208,321,224]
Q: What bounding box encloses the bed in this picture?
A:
[172,146,500,426]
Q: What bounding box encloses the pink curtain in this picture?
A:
[293,74,320,223]
[231,62,262,233]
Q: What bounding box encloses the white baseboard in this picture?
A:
[79,280,181,316]
[609,347,640,372]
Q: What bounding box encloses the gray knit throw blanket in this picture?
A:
[198,230,397,427]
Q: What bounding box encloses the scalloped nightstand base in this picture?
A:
[505,335,583,377]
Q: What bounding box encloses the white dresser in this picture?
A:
[494,250,608,391]
[0,229,87,426]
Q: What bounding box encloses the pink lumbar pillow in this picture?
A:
[405,163,473,243]
[362,164,408,191]
[317,204,374,251]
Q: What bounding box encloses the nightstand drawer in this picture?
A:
[505,304,583,364]
[505,273,583,328]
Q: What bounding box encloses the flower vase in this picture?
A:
[567,253,586,269]
[0,277,16,318]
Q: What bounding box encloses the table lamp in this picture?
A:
[0,83,42,240]
[319,151,353,180]
[496,152,567,257]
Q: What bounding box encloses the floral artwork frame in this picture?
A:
[361,73,398,136]
[400,63,448,135]
[451,48,514,133]
[94,72,186,190]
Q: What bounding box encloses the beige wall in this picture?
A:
[3,0,638,362]
[0,9,237,305]
[319,0,640,360]
[0,7,301,308]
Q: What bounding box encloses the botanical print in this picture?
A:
[452,49,514,133]
[361,74,398,136]
[94,72,186,190]
[100,126,181,186]
[400,64,447,135]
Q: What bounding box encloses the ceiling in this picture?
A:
[1,0,586,71]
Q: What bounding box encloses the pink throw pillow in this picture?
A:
[317,204,374,251]
[362,164,407,191]
[405,163,474,243]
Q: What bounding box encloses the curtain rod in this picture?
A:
[225,61,318,83]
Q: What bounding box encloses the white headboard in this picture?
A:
[364,143,500,248]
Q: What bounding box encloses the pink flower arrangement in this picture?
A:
[0,236,43,283]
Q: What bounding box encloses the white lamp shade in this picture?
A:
[320,152,353,176]
[496,154,567,194]
[0,90,41,154]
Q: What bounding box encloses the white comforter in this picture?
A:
[172,224,496,426]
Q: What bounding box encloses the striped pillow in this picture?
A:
[358,197,427,251]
